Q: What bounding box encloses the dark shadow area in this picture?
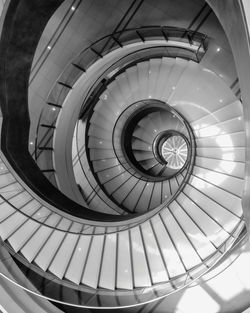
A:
[0,0,136,222]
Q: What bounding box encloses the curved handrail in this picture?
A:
[75,121,127,215]
[81,85,196,214]
[56,45,204,213]
[1,137,244,238]
[70,45,202,215]
[0,216,245,309]
[33,25,207,185]
[113,101,193,181]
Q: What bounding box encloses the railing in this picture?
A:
[81,98,195,214]
[0,121,246,308]
[0,216,246,309]
[74,127,128,215]
[71,45,204,214]
[0,134,243,234]
[0,147,197,232]
[0,0,9,34]
[33,25,207,187]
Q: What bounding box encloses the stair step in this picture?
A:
[65,234,93,284]
[148,182,162,210]
[137,61,149,99]
[105,170,132,195]
[135,183,154,213]
[33,218,73,271]
[21,211,61,262]
[193,165,244,196]
[182,185,240,234]
[191,100,243,130]
[130,227,151,287]
[161,58,188,103]
[195,131,245,148]
[141,220,169,283]
[161,208,202,269]
[195,156,245,179]
[117,231,133,290]
[155,57,175,99]
[48,231,80,279]
[99,233,117,290]
[172,200,217,259]
[196,146,245,162]
[92,158,121,172]
[148,58,161,99]
[151,214,186,277]
[112,176,139,204]
[195,116,244,138]
[176,191,229,247]
[81,234,105,288]
[107,80,127,109]
[189,175,242,217]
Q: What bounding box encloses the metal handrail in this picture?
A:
[1,136,244,237]
[83,100,192,213]
[33,25,207,185]
[74,121,127,215]
[69,45,202,213]
[0,215,245,309]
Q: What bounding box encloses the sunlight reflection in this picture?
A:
[222,152,236,161]
[193,123,210,130]
[176,285,220,313]
[162,248,185,275]
[171,101,213,120]
[199,170,225,187]
[215,134,233,147]
[215,160,235,174]
[197,125,221,137]
[189,229,228,246]
[133,241,146,254]
[203,68,214,74]
[0,305,8,313]
[206,230,228,244]
[189,232,214,245]
[191,176,210,189]
[153,270,168,282]
[195,133,236,188]
[233,250,250,290]
[207,265,246,301]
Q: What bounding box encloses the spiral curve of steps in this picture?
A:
[86,87,193,213]
[0,54,246,307]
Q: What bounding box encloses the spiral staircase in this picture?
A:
[0,1,250,313]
